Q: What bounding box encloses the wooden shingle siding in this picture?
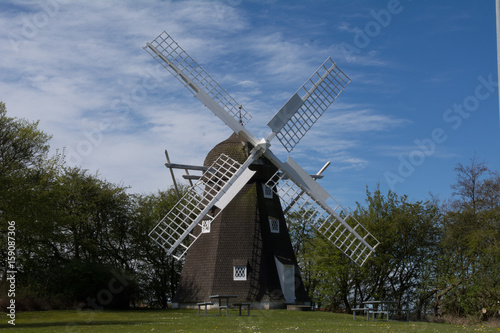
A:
[173,134,310,307]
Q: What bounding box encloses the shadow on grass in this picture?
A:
[0,319,151,329]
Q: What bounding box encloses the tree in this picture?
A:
[291,186,441,317]
[0,101,60,294]
[438,156,500,319]
[304,236,357,312]
[130,188,185,308]
[0,102,52,178]
[0,102,138,309]
[450,154,490,214]
[52,167,133,265]
[0,103,188,309]
[9,166,137,309]
[354,187,441,319]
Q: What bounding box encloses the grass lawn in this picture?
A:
[1,308,499,332]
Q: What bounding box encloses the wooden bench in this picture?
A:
[352,307,371,320]
[233,303,251,316]
[197,302,214,316]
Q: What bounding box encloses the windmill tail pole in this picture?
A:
[317,161,331,175]
[165,149,181,200]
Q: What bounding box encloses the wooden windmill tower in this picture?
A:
[144,32,379,309]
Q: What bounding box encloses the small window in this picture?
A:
[269,217,280,234]
[233,265,247,281]
[201,219,211,233]
[262,184,273,199]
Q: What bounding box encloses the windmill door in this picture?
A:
[275,257,295,304]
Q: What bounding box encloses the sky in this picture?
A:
[1,0,499,211]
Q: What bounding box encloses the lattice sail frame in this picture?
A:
[149,154,243,260]
[266,170,379,266]
[144,31,252,125]
[267,58,350,153]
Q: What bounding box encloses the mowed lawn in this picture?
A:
[1,309,499,332]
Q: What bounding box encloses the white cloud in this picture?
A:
[1,0,248,193]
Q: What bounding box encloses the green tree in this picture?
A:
[0,102,61,293]
[130,188,184,308]
[355,188,441,318]
[0,102,52,178]
[52,167,133,264]
[438,156,500,319]
[295,186,441,318]
[0,103,138,309]
[305,236,357,312]
[12,166,136,309]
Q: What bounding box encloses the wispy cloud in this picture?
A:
[0,0,249,192]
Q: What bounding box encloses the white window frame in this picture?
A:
[269,216,280,234]
[233,265,247,281]
[262,184,273,199]
[201,219,211,233]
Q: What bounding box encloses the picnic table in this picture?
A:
[197,295,251,316]
[209,295,238,316]
[353,300,411,321]
[362,300,397,321]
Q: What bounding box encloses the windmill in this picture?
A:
[144,31,380,309]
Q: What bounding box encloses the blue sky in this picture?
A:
[1,0,499,211]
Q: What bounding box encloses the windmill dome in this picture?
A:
[203,133,248,167]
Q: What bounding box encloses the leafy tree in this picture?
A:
[10,166,137,309]
[0,102,52,178]
[130,188,184,308]
[293,186,441,318]
[0,102,137,309]
[0,102,61,292]
[438,156,500,319]
[354,188,441,318]
[52,167,133,264]
[305,237,357,312]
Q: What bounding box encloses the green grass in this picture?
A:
[1,309,499,332]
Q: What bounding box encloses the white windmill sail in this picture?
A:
[144,32,257,143]
[267,58,350,152]
[265,157,379,266]
[149,153,255,259]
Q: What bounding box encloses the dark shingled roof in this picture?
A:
[204,132,248,166]
[174,133,310,307]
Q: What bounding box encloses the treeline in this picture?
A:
[1,102,499,321]
[0,102,181,310]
